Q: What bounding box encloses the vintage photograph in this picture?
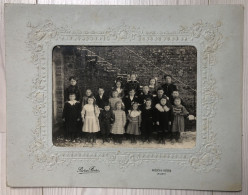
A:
[52,45,197,148]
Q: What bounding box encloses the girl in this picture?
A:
[111,101,126,144]
[81,96,100,144]
[126,102,142,143]
[148,78,158,96]
[62,93,81,142]
[82,89,94,108]
[141,98,154,143]
[171,97,189,143]
[155,96,172,144]
[109,90,123,110]
[112,80,124,98]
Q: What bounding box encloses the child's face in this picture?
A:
[149,79,156,85]
[104,106,110,111]
[165,76,172,84]
[116,82,121,88]
[88,98,94,104]
[130,74,136,81]
[69,94,76,101]
[145,100,152,107]
[113,91,118,98]
[132,104,138,110]
[174,99,181,106]
[129,90,135,96]
[98,88,104,95]
[172,91,179,97]
[116,103,122,110]
[86,90,92,96]
[160,98,167,105]
[70,79,77,86]
[143,86,149,94]
[157,90,164,96]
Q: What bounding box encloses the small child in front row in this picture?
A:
[99,103,115,143]
[126,102,142,143]
[62,93,81,142]
[141,98,154,143]
[155,96,171,144]
[111,101,126,144]
[171,97,189,143]
[81,96,100,144]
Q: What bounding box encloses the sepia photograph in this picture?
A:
[52,45,197,148]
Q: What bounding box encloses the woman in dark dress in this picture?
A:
[64,76,81,102]
[62,93,81,141]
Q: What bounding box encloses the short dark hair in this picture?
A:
[145,98,152,102]
[98,86,104,90]
[69,93,76,96]
[69,76,76,81]
[157,87,164,92]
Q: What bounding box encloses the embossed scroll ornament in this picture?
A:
[26,20,222,172]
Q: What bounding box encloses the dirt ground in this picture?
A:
[53,131,196,149]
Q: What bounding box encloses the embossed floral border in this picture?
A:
[26,20,222,173]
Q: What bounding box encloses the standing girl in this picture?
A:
[81,96,100,144]
[111,101,126,144]
[62,93,81,142]
[155,96,172,144]
[126,102,142,143]
[171,97,189,143]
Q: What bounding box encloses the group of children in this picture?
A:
[62,74,189,145]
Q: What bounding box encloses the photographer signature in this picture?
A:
[77,166,100,174]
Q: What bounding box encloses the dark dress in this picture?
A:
[161,83,177,97]
[138,92,153,106]
[122,95,139,113]
[154,103,172,138]
[141,106,154,140]
[95,94,109,110]
[124,81,140,95]
[62,101,81,138]
[99,110,115,135]
[64,85,81,102]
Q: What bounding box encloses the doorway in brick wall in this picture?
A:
[52,45,197,148]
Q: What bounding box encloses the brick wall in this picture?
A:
[53,45,197,130]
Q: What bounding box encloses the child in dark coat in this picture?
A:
[141,98,154,143]
[99,103,115,143]
[95,87,109,111]
[122,89,139,114]
[62,93,81,142]
[124,74,140,95]
[154,95,172,144]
